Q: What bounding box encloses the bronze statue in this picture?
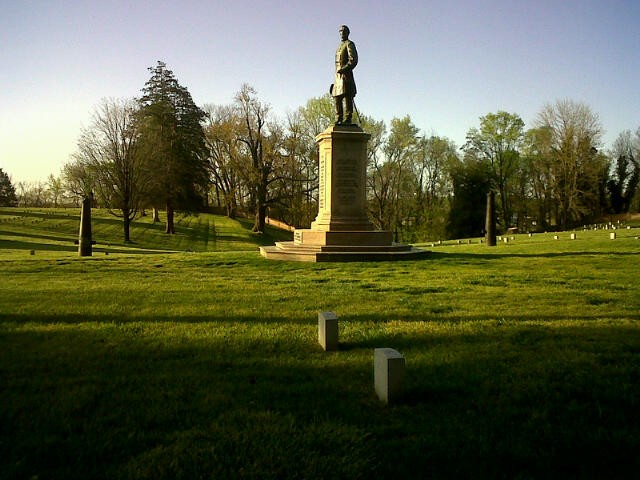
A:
[331,25,358,125]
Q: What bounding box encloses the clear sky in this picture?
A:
[1,0,639,184]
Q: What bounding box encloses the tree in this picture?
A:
[368,116,419,240]
[277,94,335,227]
[0,168,18,206]
[62,158,97,205]
[233,84,287,233]
[203,104,244,218]
[607,130,639,214]
[47,174,64,208]
[413,135,456,240]
[463,111,524,231]
[446,153,492,239]
[71,98,147,241]
[137,61,209,234]
[522,127,554,229]
[535,99,604,228]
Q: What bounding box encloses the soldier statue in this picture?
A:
[331,25,358,125]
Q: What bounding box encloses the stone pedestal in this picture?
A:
[260,125,429,262]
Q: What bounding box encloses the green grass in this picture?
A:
[1,208,639,479]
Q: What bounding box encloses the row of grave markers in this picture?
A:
[426,226,638,247]
[318,311,405,405]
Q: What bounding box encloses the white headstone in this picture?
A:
[374,348,405,404]
[318,311,338,351]
[610,232,616,240]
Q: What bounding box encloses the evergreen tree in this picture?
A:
[137,61,209,233]
[0,168,18,206]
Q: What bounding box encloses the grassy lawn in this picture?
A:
[1,208,639,479]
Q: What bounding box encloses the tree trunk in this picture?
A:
[123,212,131,243]
[253,204,266,233]
[485,191,497,246]
[165,203,175,234]
[152,207,160,222]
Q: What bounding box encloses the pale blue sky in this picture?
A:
[1,0,639,183]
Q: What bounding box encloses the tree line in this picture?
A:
[3,61,639,242]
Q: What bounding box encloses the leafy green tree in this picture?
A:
[463,111,524,231]
[137,61,209,234]
[62,158,97,206]
[521,127,555,230]
[46,174,64,207]
[0,168,18,206]
[446,153,492,239]
[607,130,639,214]
[413,135,456,240]
[369,116,419,240]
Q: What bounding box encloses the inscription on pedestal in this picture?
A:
[319,150,328,210]
[336,160,358,203]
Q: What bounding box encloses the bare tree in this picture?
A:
[234,84,281,233]
[535,99,605,228]
[71,98,147,242]
[203,104,244,218]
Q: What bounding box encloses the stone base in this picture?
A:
[259,229,430,262]
[294,229,392,246]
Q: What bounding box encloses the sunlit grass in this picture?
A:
[1,209,639,478]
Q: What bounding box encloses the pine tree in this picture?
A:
[0,168,18,206]
[137,61,209,233]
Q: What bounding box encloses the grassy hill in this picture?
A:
[0,207,292,254]
[1,208,639,479]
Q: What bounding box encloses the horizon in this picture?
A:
[2,0,639,184]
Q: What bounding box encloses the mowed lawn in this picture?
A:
[1,208,639,479]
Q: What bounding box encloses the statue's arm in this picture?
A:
[346,42,358,70]
[338,42,358,74]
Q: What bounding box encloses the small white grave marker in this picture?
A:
[553,235,559,240]
[610,232,616,240]
[570,233,576,240]
[374,348,405,404]
[318,311,338,351]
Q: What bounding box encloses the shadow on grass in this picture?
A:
[1,322,638,479]
[0,209,77,221]
[0,229,76,243]
[3,310,639,328]
[0,239,77,252]
[0,239,177,254]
